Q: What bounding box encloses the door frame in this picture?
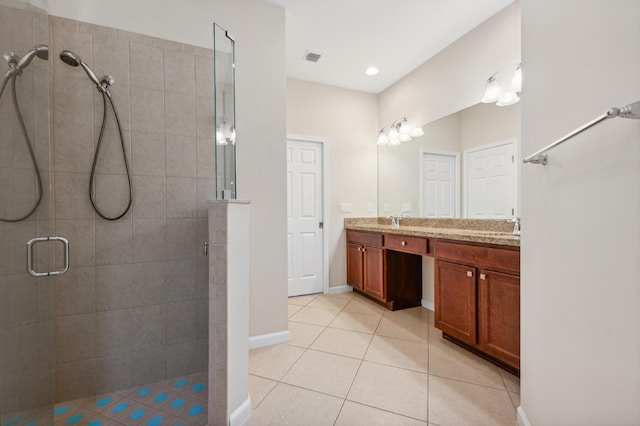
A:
[462,138,519,218]
[287,134,329,295]
[419,148,461,218]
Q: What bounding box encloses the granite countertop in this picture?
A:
[345,218,520,247]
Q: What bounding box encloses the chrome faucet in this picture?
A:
[387,215,400,230]
[511,217,521,235]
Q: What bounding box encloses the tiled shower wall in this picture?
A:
[50,16,216,402]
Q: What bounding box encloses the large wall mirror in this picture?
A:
[378,102,521,219]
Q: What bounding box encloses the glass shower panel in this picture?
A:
[213,24,236,199]
[0,0,54,424]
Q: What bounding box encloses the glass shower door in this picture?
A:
[0,0,55,424]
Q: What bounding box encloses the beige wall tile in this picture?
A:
[165,134,196,177]
[95,264,133,311]
[95,220,133,265]
[166,219,197,260]
[132,220,166,263]
[132,175,165,219]
[130,304,166,351]
[166,259,196,301]
[55,359,97,402]
[56,313,96,364]
[130,87,164,133]
[131,261,166,307]
[92,35,131,86]
[96,308,132,356]
[55,266,96,316]
[164,50,195,96]
[131,131,165,176]
[166,177,196,219]
[166,300,197,344]
[165,93,196,137]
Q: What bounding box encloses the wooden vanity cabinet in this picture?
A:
[434,260,477,345]
[346,230,422,310]
[434,241,520,372]
[346,231,385,300]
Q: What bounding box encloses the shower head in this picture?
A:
[3,52,19,67]
[15,44,49,71]
[59,50,102,90]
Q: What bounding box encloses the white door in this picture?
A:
[287,139,324,296]
[465,141,516,219]
[420,151,459,217]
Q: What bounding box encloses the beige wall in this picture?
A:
[286,79,378,288]
[520,0,640,423]
[378,2,521,128]
[459,102,521,152]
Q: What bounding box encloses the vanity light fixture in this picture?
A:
[481,63,522,106]
[377,118,424,146]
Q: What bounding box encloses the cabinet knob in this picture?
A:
[466,271,473,277]
[401,241,406,246]
[357,247,361,252]
[480,274,486,280]
[362,247,366,252]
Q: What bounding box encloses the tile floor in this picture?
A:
[248,292,520,426]
[52,372,208,426]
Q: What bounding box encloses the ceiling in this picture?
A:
[261,0,514,94]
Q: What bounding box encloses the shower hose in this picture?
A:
[0,71,43,222]
[91,90,132,221]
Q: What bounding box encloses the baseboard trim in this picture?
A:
[248,330,290,349]
[421,299,434,311]
[229,395,252,426]
[328,285,353,295]
[517,406,531,426]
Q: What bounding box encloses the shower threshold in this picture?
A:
[54,372,208,426]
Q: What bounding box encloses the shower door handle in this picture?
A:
[27,236,70,277]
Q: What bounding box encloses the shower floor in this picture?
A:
[53,372,208,426]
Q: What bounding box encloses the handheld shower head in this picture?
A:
[59,50,103,91]
[15,44,49,71]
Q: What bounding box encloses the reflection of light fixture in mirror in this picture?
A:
[481,63,522,106]
[377,118,423,146]
[216,121,236,145]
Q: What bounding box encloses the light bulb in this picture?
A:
[399,119,411,136]
[496,91,520,106]
[481,77,502,103]
[365,66,380,76]
[389,138,401,146]
[377,131,389,145]
[388,127,399,140]
[229,126,236,144]
[511,65,522,92]
[216,127,227,145]
[411,126,424,137]
[399,134,411,143]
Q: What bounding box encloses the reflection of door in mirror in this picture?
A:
[464,140,517,218]
[420,150,460,217]
[378,102,520,218]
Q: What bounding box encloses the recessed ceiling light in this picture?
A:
[365,66,380,76]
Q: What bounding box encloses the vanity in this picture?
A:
[345,217,520,373]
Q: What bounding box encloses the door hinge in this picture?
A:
[512,155,515,163]
[512,208,515,215]
[319,221,324,229]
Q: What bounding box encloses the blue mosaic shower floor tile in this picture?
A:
[51,374,209,426]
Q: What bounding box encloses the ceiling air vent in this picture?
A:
[303,50,322,63]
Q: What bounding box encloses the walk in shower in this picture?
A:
[0,0,219,424]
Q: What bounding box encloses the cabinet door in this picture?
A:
[435,260,477,344]
[478,270,520,369]
[347,243,364,290]
[363,246,385,300]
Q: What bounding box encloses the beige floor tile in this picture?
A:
[383,306,430,323]
[428,309,435,326]
[364,335,428,373]
[428,324,442,342]
[428,376,516,426]
[249,343,305,381]
[287,304,302,318]
[249,374,277,409]
[329,290,355,299]
[74,392,124,412]
[335,401,427,426]
[289,306,339,326]
[499,368,520,393]
[288,294,319,306]
[343,297,385,317]
[376,316,429,343]
[310,327,373,359]
[307,294,351,311]
[329,311,381,334]
[347,361,428,421]
[247,383,343,426]
[428,338,505,390]
[509,391,521,409]
[281,349,361,398]
[288,321,325,348]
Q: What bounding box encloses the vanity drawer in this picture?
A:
[347,230,383,247]
[385,234,429,255]
[435,241,520,274]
